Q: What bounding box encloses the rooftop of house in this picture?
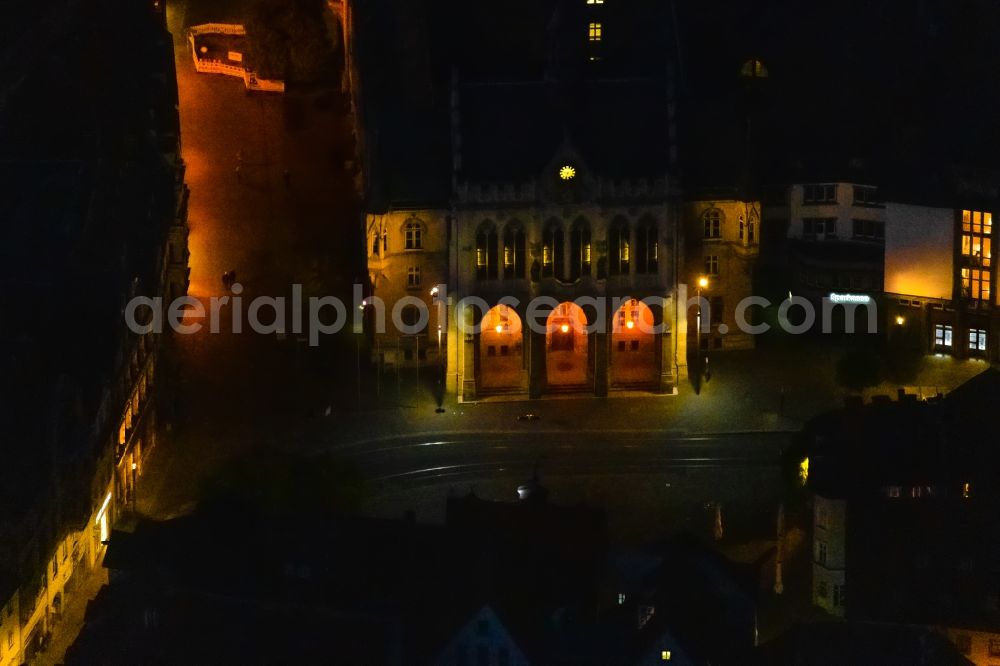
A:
[807,397,953,499]
[456,77,671,185]
[762,621,975,666]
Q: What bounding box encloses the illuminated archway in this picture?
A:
[546,302,589,387]
[480,305,525,391]
[611,298,657,386]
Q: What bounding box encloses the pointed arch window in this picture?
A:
[543,221,564,279]
[476,222,499,281]
[570,218,592,280]
[503,223,526,279]
[609,218,631,276]
[635,217,658,274]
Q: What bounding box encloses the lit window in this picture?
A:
[404,220,422,249]
[407,266,421,287]
[661,650,672,661]
[588,22,602,41]
[961,268,991,301]
[740,58,768,78]
[503,223,526,279]
[609,219,630,275]
[543,223,563,278]
[570,220,591,280]
[476,224,498,280]
[934,324,953,348]
[636,218,658,274]
[887,485,901,498]
[969,328,987,352]
[617,593,625,605]
[587,0,605,4]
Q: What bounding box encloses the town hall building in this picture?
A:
[356,0,691,400]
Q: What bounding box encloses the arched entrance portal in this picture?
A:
[546,302,589,387]
[611,298,657,386]
[480,305,525,391]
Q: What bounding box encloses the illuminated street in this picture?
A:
[134,0,364,518]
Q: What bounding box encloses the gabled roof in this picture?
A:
[457,77,671,184]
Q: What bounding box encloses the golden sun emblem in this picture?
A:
[559,165,577,181]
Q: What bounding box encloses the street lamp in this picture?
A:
[356,301,365,411]
[696,276,709,386]
[131,460,138,514]
[431,287,445,413]
[696,276,709,336]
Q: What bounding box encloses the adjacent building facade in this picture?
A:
[806,379,1000,665]
[884,201,998,362]
[763,181,885,303]
[0,0,188,660]
[684,194,760,352]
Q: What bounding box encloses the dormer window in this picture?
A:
[740,58,768,79]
